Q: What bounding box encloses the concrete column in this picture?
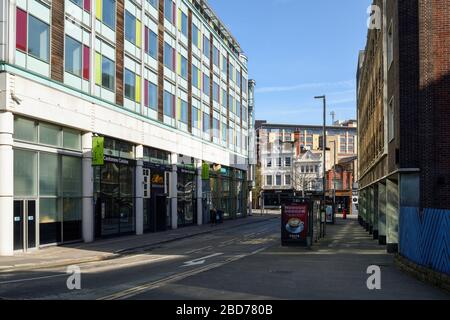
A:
[170,153,178,230]
[0,111,14,256]
[378,182,387,245]
[82,132,94,243]
[135,145,144,235]
[373,184,379,240]
[196,160,203,226]
[386,178,399,253]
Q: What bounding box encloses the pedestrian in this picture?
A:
[210,208,217,226]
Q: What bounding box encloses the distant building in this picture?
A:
[255,121,357,208]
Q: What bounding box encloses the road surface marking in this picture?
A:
[182,253,223,267]
[98,246,271,300]
[0,273,67,285]
[184,246,213,255]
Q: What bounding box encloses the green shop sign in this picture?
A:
[92,136,104,166]
[201,163,210,180]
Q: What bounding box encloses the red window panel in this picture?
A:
[84,0,91,12]
[83,45,90,80]
[16,8,27,52]
[144,79,149,107]
[145,27,149,53]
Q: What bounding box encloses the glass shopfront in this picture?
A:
[177,165,197,227]
[93,138,136,238]
[210,166,247,220]
[13,117,83,249]
[143,147,171,233]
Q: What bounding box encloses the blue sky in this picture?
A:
[208,0,372,125]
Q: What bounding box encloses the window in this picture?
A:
[266,175,272,186]
[388,97,395,141]
[163,91,175,117]
[203,35,210,57]
[266,158,272,168]
[164,0,175,24]
[145,27,158,59]
[125,11,136,44]
[192,107,200,129]
[222,54,227,73]
[213,46,219,67]
[65,36,82,77]
[387,21,394,67]
[144,80,158,110]
[229,63,234,82]
[285,157,291,167]
[102,0,116,30]
[124,69,136,101]
[179,99,188,123]
[180,11,188,37]
[192,65,200,88]
[242,106,247,122]
[237,70,241,89]
[301,166,305,173]
[27,15,50,62]
[100,55,115,90]
[164,42,175,71]
[147,0,158,9]
[203,112,210,133]
[276,175,282,186]
[242,78,248,94]
[236,100,241,117]
[213,82,220,103]
[203,74,210,96]
[180,55,188,79]
[192,24,199,48]
[213,118,220,138]
[228,95,233,112]
[315,165,319,173]
[285,175,291,185]
[277,157,282,167]
[222,123,227,142]
[222,89,227,108]
[70,0,83,7]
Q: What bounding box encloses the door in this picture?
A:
[13,200,37,251]
[155,195,167,232]
[13,201,24,251]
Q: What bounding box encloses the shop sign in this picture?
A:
[92,136,104,166]
[104,155,132,165]
[202,163,210,180]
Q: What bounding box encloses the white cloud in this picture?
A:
[256,80,354,94]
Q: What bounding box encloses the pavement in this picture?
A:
[0,214,447,300]
[0,214,278,273]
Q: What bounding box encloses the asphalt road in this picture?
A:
[0,217,448,300]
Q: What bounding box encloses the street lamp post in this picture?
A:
[315,95,327,237]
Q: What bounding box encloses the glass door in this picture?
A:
[13,200,37,251]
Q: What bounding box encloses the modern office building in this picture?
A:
[358,0,449,275]
[255,121,357,207]
[0,0,254,255]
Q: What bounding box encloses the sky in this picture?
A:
[208,0,372,125]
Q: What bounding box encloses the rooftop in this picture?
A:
[194,0,244,56]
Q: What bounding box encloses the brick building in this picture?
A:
[357,0,450,275]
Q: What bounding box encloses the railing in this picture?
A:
[399,207,450,275]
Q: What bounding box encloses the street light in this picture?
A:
[315,95,327,237]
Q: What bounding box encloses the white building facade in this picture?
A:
[0,0,254,255]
